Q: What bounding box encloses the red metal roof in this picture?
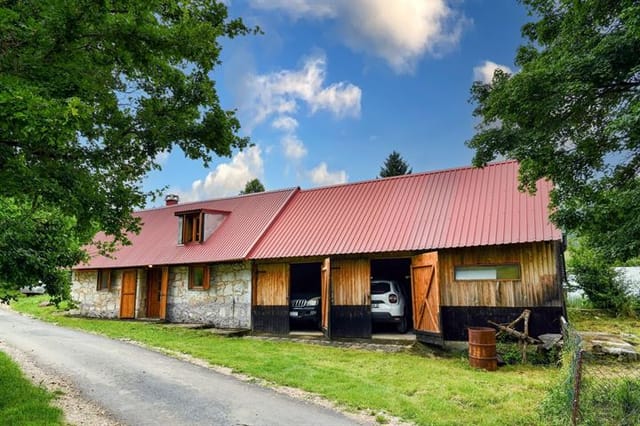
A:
[76,188,298,269]
[248,161,562,259]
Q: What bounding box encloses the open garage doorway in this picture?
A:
[370,258,413,334]
[289,262,322,332]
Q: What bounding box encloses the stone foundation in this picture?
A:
[166,262,251,328]
[71,270,122,318]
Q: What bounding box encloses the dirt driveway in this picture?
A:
[0,307,372,426]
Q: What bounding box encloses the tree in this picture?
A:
[0,1,255,298]
[467,0,640,262]
[379,151,412,178]
[240,178,265,194]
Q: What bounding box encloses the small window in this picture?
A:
[181,213,202,244]
[97,270,112,291]
[455,264,520,281]
[188,265,210,290]
[371,281,391,295]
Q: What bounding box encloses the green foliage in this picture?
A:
[0,197,83,300]
[0,1,255,295]
[467,0,640,262]
[0,351,64,425]
[568,238,639,315]
[379,151,412,178]
[239,178,265,194]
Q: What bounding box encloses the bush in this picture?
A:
[568,239,639,316]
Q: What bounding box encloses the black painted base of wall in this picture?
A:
[252,306,289,335]
[440,306,563,341]
[331,305,371,338]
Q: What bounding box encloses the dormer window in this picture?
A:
[175,208,229,245]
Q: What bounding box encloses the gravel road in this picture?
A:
[0,307,368,426]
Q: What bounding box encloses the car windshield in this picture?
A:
[371,282,391,294]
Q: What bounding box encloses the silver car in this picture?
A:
[371,280,408,333]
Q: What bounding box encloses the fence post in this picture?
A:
[572,349,583,426]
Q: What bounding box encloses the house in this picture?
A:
[72,161,565,344]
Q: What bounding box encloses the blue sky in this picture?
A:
[145,0,530,205]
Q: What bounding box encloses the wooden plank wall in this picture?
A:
[439,242,560,307]
[332,259,370,306]
[254,263,289,306]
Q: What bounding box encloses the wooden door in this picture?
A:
[330,259,371,338]
[252,263,290,334]
[411,252,441,335]
[146,269,162,318]
[159,267,169,320]
[321,258,331,338]
[120,270,137,319]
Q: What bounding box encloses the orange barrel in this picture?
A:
[468,327,497,371]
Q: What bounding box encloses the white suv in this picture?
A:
[371,280,408,333]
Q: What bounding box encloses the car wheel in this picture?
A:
[396,316,408,334]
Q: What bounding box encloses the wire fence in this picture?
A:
[561,319,640,426]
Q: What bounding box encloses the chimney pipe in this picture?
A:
[165,194,179,206]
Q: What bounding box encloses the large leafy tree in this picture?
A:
[379,151,412,178]
[239,178,265,194]
[467,0,640,261]
[0,1,254,297]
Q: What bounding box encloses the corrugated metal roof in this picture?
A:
[76,188,298,269]
[248,161,561,259]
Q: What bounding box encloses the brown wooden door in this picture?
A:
[321,258,331,338]
[120,270,137,319]
[411,252,441,334]
[159,267,169,320]
[252,263,290,334]
[330,259,371,338]
[146,269,162,318]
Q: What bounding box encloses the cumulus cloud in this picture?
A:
[245,53,361,128]
[176,146,264,201]
[473,60,513,84]
[308,162,348,186]
[281,133,307,160]
[250,0,468,73]
[271,116,299,132]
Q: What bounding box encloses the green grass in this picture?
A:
[568,307,640,347]
[12,296,558,425]
[0,350,65,425]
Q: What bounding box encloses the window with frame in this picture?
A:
[454,264,521,281]
[188,265,210,290]
[181,212,203,244]
[97,269,112,291]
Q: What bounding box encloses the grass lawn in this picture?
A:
[12,296,558,425]
[568,308,640,347]
[0,350,65,425]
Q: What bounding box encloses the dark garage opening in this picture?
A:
[289,262,322,331]
[370,258,413,333]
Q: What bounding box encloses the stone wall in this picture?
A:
[166,262,252,328]
[71,270,122,318]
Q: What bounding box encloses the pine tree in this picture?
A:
[379,151,412,178]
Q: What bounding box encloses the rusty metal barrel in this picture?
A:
[468,327,497,371]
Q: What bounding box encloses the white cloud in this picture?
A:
[271,116,299,132]
[281,133,307,160]
[473,60,513,84]
[154,150,170,166]
[176,146,264,201]
[250,0,468,74]
[245,53,361,128]
[250,0,336,19]
[308,162,348,186]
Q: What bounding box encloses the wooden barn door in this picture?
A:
[321,258,331,338]
[330,259,371,338]
[120,270,137,319]
[252,263,290,335]
[411,252,441,342]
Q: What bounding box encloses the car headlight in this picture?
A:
[307,298,320,306]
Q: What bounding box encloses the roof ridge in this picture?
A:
[298,160,518,193]
[140,187,299,212]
